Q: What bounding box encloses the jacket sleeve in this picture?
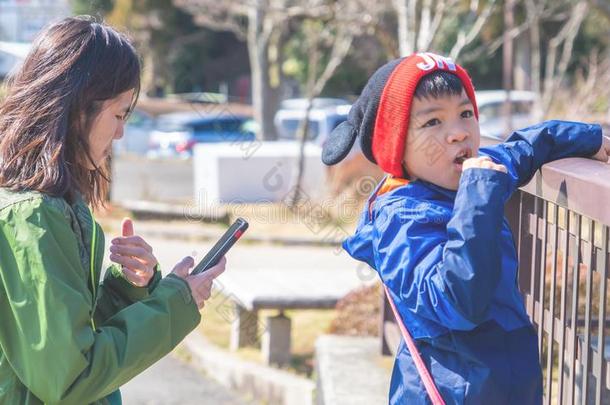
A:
[373,168,511,329]
[94,263,162,326]
[480,120,603,190]
[0,199,200,405]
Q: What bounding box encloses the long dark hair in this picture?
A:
[0,16,140,208]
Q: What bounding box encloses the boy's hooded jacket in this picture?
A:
[344,120,602,403]
[0,190,200,404]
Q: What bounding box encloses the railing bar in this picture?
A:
[517,191,524,264]
[568,214,582,405]
[582,219,595,404]
[558,208,571,404]
[545,202,559,405]
[597,247,609,280]
[539,201,548,370]
[520,193,534,304]
[595,226,608,403]
[531,197,542,361]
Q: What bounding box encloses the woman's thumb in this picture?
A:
[171,256,195,278]
[122,217,134,237]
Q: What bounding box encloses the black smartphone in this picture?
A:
[191,218,249,275]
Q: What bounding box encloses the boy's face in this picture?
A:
[403,90,480,191]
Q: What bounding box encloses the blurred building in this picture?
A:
[0,0,70,78]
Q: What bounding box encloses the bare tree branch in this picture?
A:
[425,0,454,50]
[524,0,545,119]
[449,0,496,59]
[541,1,589,112]
[394,0,418,56]
[311,33,354,96]
[282,5,333,18]
[417,0,433,51]
[174,0,249,38]
[459,2,562,64]
[463,19,527,62]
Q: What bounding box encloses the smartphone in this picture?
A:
[191,218,249,275]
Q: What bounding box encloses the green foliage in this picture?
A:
[71,0,114,16]
[105,0,213,94]
[321,59,370,97]
[282,26,309,88]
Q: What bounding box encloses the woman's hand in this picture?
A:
[591,134,610,163]
[109,218,158,287]
[462,156,507,173]
[171,256,226,309]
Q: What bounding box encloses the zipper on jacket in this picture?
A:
[88,206,98,331]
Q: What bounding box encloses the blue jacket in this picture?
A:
[344,120,602,404]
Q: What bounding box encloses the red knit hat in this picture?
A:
[322,53,478,178]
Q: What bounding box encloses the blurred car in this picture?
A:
[274,98,352,147]
[147,112,256,158]
[112,108,156,156]
[476,90,536,144]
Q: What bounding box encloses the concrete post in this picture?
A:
[262,312,292,366]
[230,304,260,351]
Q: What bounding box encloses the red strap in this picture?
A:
[384,285,446,405]
[372,177,444,402]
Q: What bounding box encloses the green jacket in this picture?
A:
[0,189,201,404]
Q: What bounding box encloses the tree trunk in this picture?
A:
[525,0,543,120]
[503,0,515,136]
[247,0,279,140]
[514,34,531,91]
[141,49,154,96]
[417,0,432,51]
[288,98,314,206]
[396,0,416,56]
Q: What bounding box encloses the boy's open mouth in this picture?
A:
[453,148,471,165]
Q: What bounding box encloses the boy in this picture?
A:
[322,53,610,404]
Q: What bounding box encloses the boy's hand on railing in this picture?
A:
[462,156,507,173]
[591,134,610,163]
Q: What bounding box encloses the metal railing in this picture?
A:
[380,157,610,404]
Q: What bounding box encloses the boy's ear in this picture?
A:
[322,121,358,165]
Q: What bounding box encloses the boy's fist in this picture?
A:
[462,156,507,173]
[591,134,610,163]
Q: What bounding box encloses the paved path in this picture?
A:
[120,352,247,405]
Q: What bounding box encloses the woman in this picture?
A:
[0,16,225,404]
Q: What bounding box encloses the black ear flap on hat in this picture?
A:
[322,121,358,165]
[321,57,404,167]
